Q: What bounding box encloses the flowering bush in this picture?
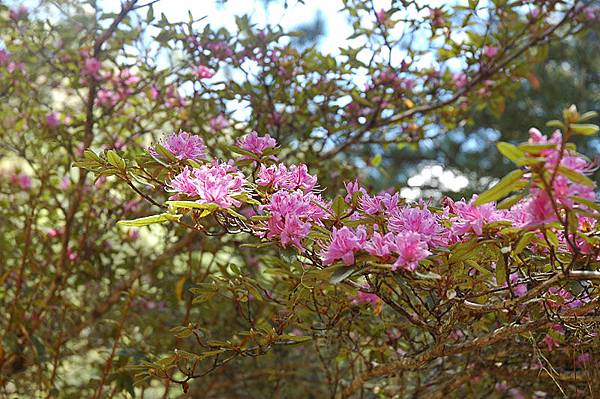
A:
[2,0,600,397]
[80,105,600,397]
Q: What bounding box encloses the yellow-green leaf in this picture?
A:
[557,166,595,187]
[117,213,182,227]
[474,170,525,206]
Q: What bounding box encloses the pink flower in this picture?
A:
[576,353,591,366]
[389,206,449,247]
[429,8,445,27]
[167,161,247,208]
[0,49,10,65]
[256,163,317,192]
[365,232,394,257]
[525,189,557,225]
[149,131,206,161]
[124,200,140,213]
[164,86,187,108]
[262,190,327,249]
[150,85,160,100]
[453,73,468,89]
[354,290,380,305]
[388,231,431,271]
[96,89,119,107]
[67,247,78,261]
[7,62,24,73]
[209,114,229,132]
[205,41,234,59]
[509,272,528,297]
[9,6,28,21]
[236,131,277,157]
[543,331,561,351]
[375,8,387,23]
[344,179,365,203]
[352,286,382,313]
[46,112,60,128]
[47,228,63,238]
[322,226,367,266]
[483,46,498,58]
[359,192,400,215]
[58,176,70,190]
[448,195,506,236]
[127,230,140,241]
[11,173,32,190]
[83,57,102,79]
[528,7,541,19]
[118,68,139,86]
[192,64,215,79]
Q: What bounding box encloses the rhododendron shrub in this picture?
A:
[79,106,600,397]
[2,0,600,397]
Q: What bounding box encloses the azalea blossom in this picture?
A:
[236,131,277,157]
[192,64,215,79]
[209,114,229,132]
[388,231,431,271]
[167,161,247,209]
[322,226,367,266]
[149,131,206,161]
[262,190,327,249]
[256,163,317,192]
[483,45,499,58]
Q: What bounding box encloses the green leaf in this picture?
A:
[465,259,492,276]
[570,123,599,136]
[515,232,535,254]
[146,4,154,21]
[106,150,126,170]
[495,254,506,286]
[371,153,382,167]
[166,201,219,211]
[474,169,525,206]
[578,111,598,122]
[277,334,311,343]
[117,213,182,227]
[331,195,347,218]
[84,149,103,162]
[449,239,480,262]
[496,142,525,164]
[570,196,600,212]
[546,120,564,129]
[557,166,595,187]
[545,229,559,249]
[154,144,178,162]
[496,193,525,209]
[329,266,355,284]
[518,143,556,153]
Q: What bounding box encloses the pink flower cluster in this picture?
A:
[236,131,277,157]
[262,190,328,248]
[257,164,317,192]
[167,161,247,208]
[0,48,24,74]
[96,69,141,107]
[323,226,368,265]
[149,131,206,161]
[151,125,598,275]
[209,114,229,132]
[192,65,214,80]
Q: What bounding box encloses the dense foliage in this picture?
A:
[1,0,599,397]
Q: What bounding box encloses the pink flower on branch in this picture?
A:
[149,132,206,161]
[236,131,277,157]
[262,190,327,249]
[322,226,367,266]
[192,64,215,79]
[167,162,247,209]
